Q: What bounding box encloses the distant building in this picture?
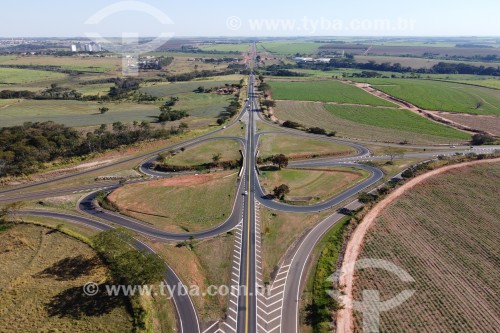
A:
[71,42,102,52]
[293,57,332,64]
[293,57,314,63]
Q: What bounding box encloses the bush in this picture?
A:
[358,192,377,203]
[307,127,327,135]
[282,120,302,129]
[159,110,188,123]
[471,133,495,145]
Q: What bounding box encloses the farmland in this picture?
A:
[259,167,369,204]
[446,78,500,90]
[198,43,251,53]
[107,171,238,233]
[434,112,500,136]
[274,100,471,144]
[353,162,500,332]
[258,133,356,159]
[324,104,471,140]
[258,42,321,55]
[269,80,396,107]
[0,67,66,84]
[355,55,500,69]
[1,55,121,73]
[0,224,133,332]
[352,78,500,115]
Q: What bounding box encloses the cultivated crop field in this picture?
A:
[324,104,471,140]
[0,67,66,84]
[1,55,121,73]
[353,162,500,332]
[435,112,500,136]
[259,167,368,203]
[269,80,396,107]
[258,133,356,159]
[108,171,237,233]
[352,78,500,115]
[197,43,251,53]
[355,55,500,69]
[165,138,241,166]
[274,100,470,144]
[448,78,500,90]
[0,224,133,332]
[258,42,321,55]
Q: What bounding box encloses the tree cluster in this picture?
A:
[0,121,184,177]
[92,228,165,286]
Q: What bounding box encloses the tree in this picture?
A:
[99,107,109,114]
[217,118,225,125]
[271,154,289,170]
[471,133,495,146]
[383,147,405,162]
[273,184,290,200]
[0,201,26,222]
[110,250,166,285]
[282,120,302,129]
[92,228,133,261]
[92,228,166,285]
[262,100,276,108]
[212,153,221,165]
[178,122,189,134]
[307,127,327,135]
[358,192,376,204]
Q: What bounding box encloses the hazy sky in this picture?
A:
[1,0,499,37]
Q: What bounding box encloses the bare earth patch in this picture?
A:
[429,111,500,136]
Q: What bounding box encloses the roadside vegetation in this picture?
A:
[302,217,350,333]
[258,134,356,160]
[0,223,135,332]
[107,171,238,233]
[260,208,327,281]
[148,231,235,323]
[259,167,369,204]
[158,139,241,167]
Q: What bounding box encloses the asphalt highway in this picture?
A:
[6,66,500,333]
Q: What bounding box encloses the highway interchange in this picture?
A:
[2,63,500,333]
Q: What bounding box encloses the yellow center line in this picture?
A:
[245,98,252,333]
